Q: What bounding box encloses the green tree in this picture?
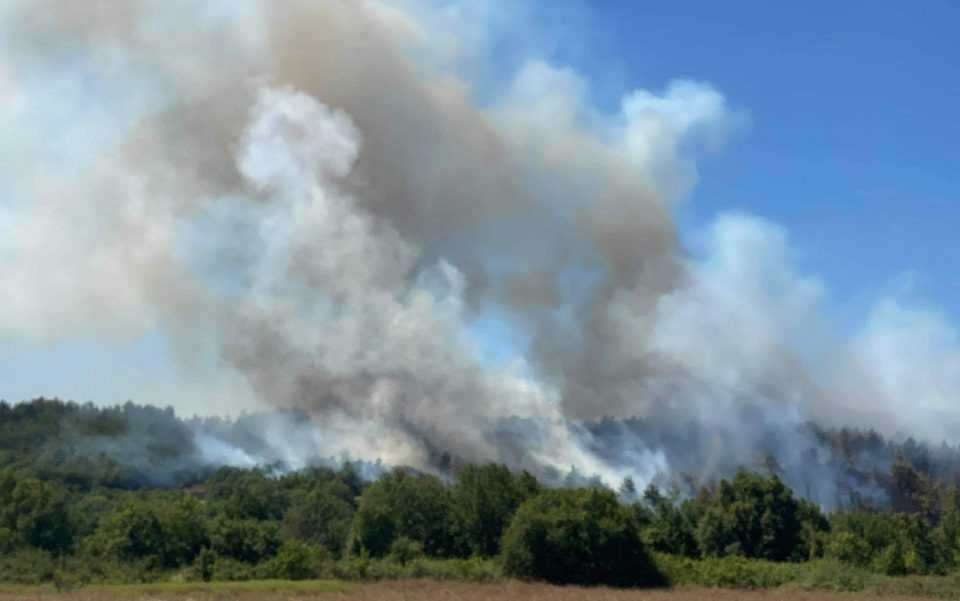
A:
[450,463,538,557]
[209,469,285,521]
[501,488,662,587]
[0,473,74,554]
[87,500,166,567]
[282,483,355,556]
[696,471,804,561]
[156,496,208,567]
[208,516,281,564]
[637,485,700,557]
[349,469,453,558]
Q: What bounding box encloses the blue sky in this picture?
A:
[560,0,960,321]
[2,0,958,416]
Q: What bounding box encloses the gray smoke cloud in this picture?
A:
[2,0,959,503]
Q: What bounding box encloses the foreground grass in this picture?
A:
[3,556,960,600]
[0,579,350,599]
[1,580,959,601]
[655,554,960,599]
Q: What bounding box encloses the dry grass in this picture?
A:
[0,580,949,601]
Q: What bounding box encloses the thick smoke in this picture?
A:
[2,0,959,505]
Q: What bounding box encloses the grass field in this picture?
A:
[2,580,959,601]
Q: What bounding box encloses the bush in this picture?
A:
[654,554,871,592]
[193,547,216,582]
[826,530,873,567]
[328,556,502,582]
[0,548,56,584]
[389,536,423,565]
[654,553,799,589]
[209,556,256,581]
[501,488,663,587]
[259,540,328,580]
[795,558,870,592]
[875,542,907,576]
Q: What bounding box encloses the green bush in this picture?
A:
[193,547,216,582]
[826,530,873,567]
[258,540,327,580]
[389,536,423,565]
[328,556,502,582]
[875,542,907,576]
[654,553,799,589]
[0,548,56,584]
[794,558,870,592]
[501,488,662,587]
[209,556,256,582]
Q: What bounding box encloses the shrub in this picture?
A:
[259,540,327,580]
[193,547,216,582]
[501,488,662,587]
[875,542,907,576]
[389,536,423,565]
[210,556,256,581]
[826,530,873,567]
[0,548,56,584]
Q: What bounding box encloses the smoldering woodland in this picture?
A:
[3,1,960,510]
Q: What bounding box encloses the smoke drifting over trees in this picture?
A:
[2,1,960,498]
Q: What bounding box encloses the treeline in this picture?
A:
[6,397,960,501]
[3,399,960,588]
[4,457,960,586]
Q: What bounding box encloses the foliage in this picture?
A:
[501,488,663,587]
[5,398,960,589]
[694,471,814,561]
[449,463,539,557]
[259,540,328,580]
[389,536,423,565]
[826,510,946,575]
[282,482,354,556]
[635,484,700,557]
[208,516,281,564]
[349,468,453,558]
[0,470,75,553]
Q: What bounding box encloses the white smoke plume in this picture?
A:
[2,0,958,503]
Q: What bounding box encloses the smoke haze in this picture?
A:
[2,1,959,506]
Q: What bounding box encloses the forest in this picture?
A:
[2,398,960,591]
